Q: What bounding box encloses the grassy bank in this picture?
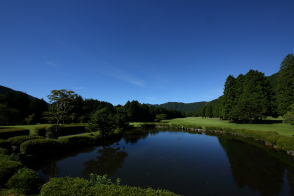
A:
[129,117,294,137]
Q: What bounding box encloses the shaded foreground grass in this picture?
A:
[157,117,293,137]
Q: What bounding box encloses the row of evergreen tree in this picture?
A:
[200,53,294,123]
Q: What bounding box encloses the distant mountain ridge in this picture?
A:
[0,85,37,100]
[146,101,207,113]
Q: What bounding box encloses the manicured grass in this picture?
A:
[0,124,51,135]
[160,117,294,137]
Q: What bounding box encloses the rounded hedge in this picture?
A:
[0,160,23,187]
[6,167,44,194]
[7,135,45,146]
[0,139,10,150]
[40,177,180,196]
[0,148,8,155]
[20,139,59,156]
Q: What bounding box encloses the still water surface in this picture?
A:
[37,129,294,196]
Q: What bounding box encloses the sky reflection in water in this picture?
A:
[37,129,294,196]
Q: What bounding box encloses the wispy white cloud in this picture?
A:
[46,61,56,66]
[105,69,146,87]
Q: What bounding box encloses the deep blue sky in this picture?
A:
[1,0,293,105]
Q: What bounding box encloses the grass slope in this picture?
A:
[161,117,293,137]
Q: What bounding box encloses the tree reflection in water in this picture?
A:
[41,162,60,179]
[82,144,128,178]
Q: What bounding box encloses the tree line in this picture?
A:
[199,53,294,124]
[0,89,184,126]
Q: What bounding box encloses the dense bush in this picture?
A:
[0,148,8,155]
[222,128,233,133]
[34,126,48,137]
[205,126,223,131]
[0,129,30,140]
[245,130,279,141]
[6,168,44,194]
[40,177,179,196]
[0,159,23,187]
[59,125,87,136]
[0,139,10,149]
[7,135,45,146]
[265,135,286,145]
[140,123,156,128]
[276,137,294,151]
[58,135,95,151]
[20,139,59,156]
[46,124,63,139]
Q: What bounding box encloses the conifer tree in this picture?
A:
[221,75,236,119]
[277,53,294,115]
[239,70,274,121]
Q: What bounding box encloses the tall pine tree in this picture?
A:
[277,53,294,115]
[221,75,236,119]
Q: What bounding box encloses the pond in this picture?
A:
[36,129,294,196]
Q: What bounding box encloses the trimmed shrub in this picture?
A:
[58,135,95,151]
[40,177,180,196]
[140,123,156,129]
[232,129,247,135]
[46,124,63,139]
[205,126,222,131]
[34,126,47,137]
[265,135,286,145]
[223,128,233,133]
[0,129,29,140]
[5,168,44,194]
[60,125,87,136]
[7,135,45,146]
[276,137,294,151]
[0,139,10,149]
[20,139,59,156]
[0,148,8,155]
[247,130,278,141]
[0,159,23,187]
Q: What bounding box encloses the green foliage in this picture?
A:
[34,126,47,136]
[88,108,117,139]
[205,105,213,118]
[277,53,294,115]
[40,176,180,196]
[283,104,294,125]
[47,89,77,125]
[155,114,167,123]
[0,139,10,149]
[58,135,95,151]
[20,139,59,156]
[5,168,44,194]
[265,135,286,145]
[0,159,23,187]
[60,125,87,136]
[89,173,121,186]
[276,137,294,151]
[221,75,236,119]
[0,148,8,155]
[205,126,223,131]
[46,124,64,139]
[0,128,30,140]
[7,135,45,146]
[222,127,233,133]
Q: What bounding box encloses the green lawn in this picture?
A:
[160,117,294,137]
[0,124,51,135]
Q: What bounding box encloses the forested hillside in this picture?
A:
[0,85,36,100]
[147,101,207,113]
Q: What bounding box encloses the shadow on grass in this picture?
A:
[235,120,283,124]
